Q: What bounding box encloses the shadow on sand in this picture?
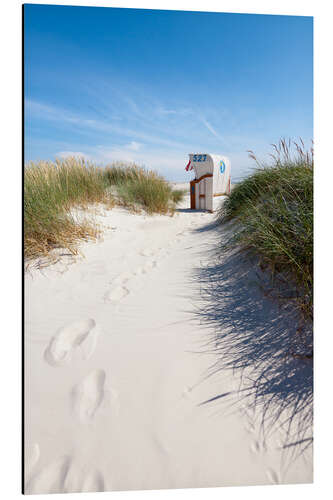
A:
[176,208,208,214]
[192,221,313,460]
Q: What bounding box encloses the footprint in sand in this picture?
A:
[140,248,155,257]
[44,319,97,367]
[104,285,129,303]
[112,271,133,285]
[26,455,72,495]
[25,443,40,481]
[81,470,105,492]
[143,260,156,272]
[71,369,106,422]
[133,266,144,275]
[266,467,280,484]
[250,440,266,454]
[131,259,158,275]
[26,454,105,494]
[63,462,105,493]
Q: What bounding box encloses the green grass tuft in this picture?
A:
[218,139,313,319]
[103,164,185,214]
[25,158,185,261]
[171,189,187,204]
[24,157,114,260]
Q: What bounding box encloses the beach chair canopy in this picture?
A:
[188,153,231,195]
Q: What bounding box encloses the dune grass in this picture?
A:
[171,188,187,204]
[24,158,185,261]
[103,164,185,214]
[218,139,313,320]
[24,157,113,260]
[103,163,144,185]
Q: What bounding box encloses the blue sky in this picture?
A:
[24,4,313,181]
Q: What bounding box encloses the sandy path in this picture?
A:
[24,196,312,494]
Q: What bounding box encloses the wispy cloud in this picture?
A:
[200,117,222,140]
[55,142,188,178]
[55,144,255,182]
[57,151,91,160]
[26,90,266,181]
[127,141,142,151]
[26,99,189,150]
[157,107,178,115]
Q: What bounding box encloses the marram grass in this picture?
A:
[103,164,186,214]
[24,157,113,260]
[24,158,185,261]
[218,139,313,319]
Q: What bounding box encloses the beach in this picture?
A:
[24,191,312,494]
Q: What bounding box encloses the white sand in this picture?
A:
[24,193,312,494]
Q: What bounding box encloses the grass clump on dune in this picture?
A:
[24,157,113,260]
[103,163,144,185]
[104,164,185,214]
[218,139,313,319]
[171,189,187,204]
[25,158,185,261]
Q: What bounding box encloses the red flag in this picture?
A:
[185,160,191,171]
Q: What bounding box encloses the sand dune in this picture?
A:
[24,193,312,494]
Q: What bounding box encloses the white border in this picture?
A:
[2,1,332,499]
[7,0,315,16]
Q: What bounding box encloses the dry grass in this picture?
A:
[208,139,313,452]
[218,139,313,320]
[25,158,185,261]
[103,164,185,215]
[24,157,113,260]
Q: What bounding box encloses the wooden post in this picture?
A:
[190,180,196,209]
